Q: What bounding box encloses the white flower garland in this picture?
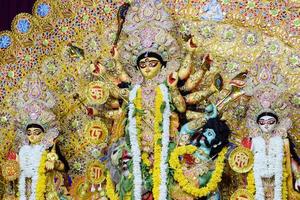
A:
[158,84,170,200]
[128,84,170,200]
[128,85,143,200]
[19,144,45,200]
[252,136,284,200]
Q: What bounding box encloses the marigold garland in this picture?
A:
[36,151,47,200]
[169,145,227,197]
[106,172,119,200]
[135,88,152,167]
[152,87,163,200]
[282,154,288,200]
[246,169,255,195]
[142,152,151,167]
[135,87,142,147]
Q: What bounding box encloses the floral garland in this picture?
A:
[128,85,143,200]
[135,88,152,168]
[158,84,171,200]
[153,86,163,200]
[247,139,289,200]
[128,84,170,200]
[135,88,142,146]
[152,84,170,200]
[142,152,151,167]
[106,172,119,200]
[19,144,45,200]
[282,155,288,200]
[248,137,288,200]
[246,169,255,195]
[252,136,284,200]
[36,151,47,200]
[169,145,227,197]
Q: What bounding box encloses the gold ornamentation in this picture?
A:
[84,120,108,145]
[229,146,254,173]
[86,81,109,105]
[69,176,92,200]
[2,160,20,181]
[86,160,105,184]
[230,189,254,200]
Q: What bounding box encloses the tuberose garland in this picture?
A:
[153,84,170,200]
[248,137,288,200]
[252,136,284,200]
[19,144,46,200]
[169,145,227,197]
[128,85,143,200]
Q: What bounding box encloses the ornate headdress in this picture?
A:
[14,73,59,149]
[246,84,292,137]
[119,0,180,83]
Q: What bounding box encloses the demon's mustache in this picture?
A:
[197,133,212,148]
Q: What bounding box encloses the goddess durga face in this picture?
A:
[26,124,45,144]
[137,52,166,80]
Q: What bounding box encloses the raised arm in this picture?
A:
[178,38,197,80]
[111,46,130,83]
[181,54,212,92]
[167,72,186,113]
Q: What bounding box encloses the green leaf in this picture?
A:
[135,108,145,115]
[157,138,162,146]
[160,102,166,113]
[170,103,176,112]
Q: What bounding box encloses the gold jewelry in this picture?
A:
[229,146,254,173]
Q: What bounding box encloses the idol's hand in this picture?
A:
[111,46,120,60]
[45,160,55,170]
[205,104,218,120]
[167,72,179,88]
[185,37,197,52]
[90,62,106,77]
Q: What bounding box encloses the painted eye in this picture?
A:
[269,120,276,125]
[35,131,42,135]
[150,60,159,67]
[139,62,147,69]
